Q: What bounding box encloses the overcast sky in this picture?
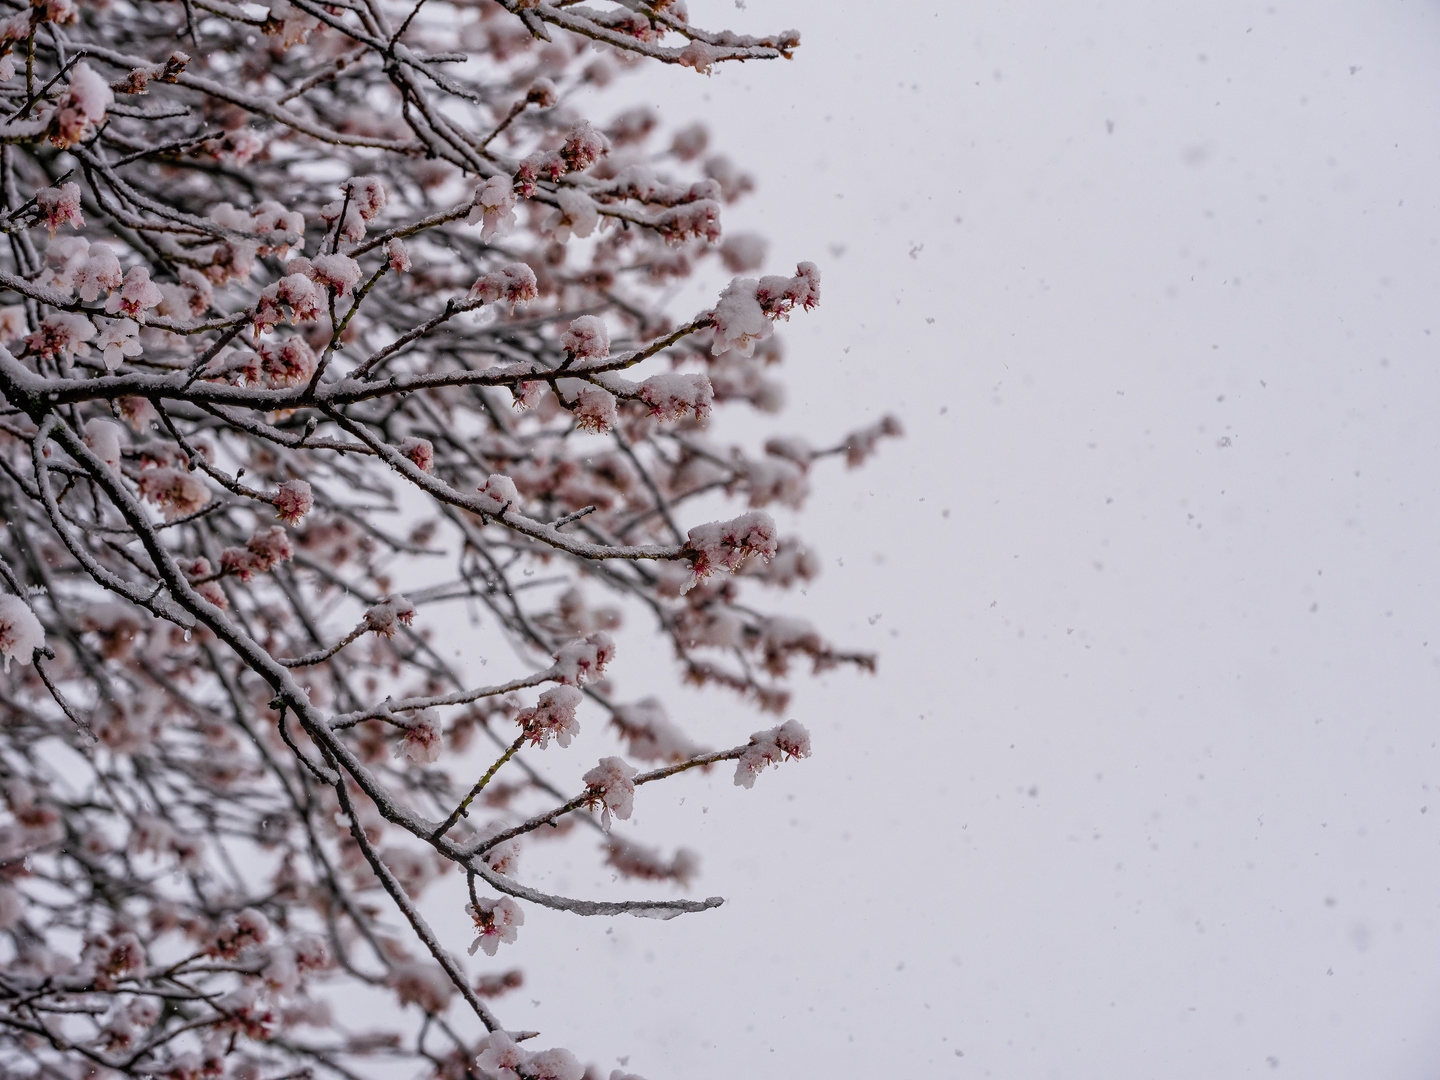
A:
[421,4,1440,1077]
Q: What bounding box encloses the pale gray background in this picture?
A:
[422,3,1440,1076]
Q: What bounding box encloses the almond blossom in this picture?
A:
[583,756,637,829]
[0,6,893,1077]
[0,595,44,672]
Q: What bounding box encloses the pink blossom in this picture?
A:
[610,697,702,763]
[468,176,517,241]
[720,232,767,273]
[550,189,598,242]
[683,510,778,592]
[466,896,524,956]
[51,63,112,148]
[95,318,140,370]
[73,245,123,303]
[387,960,453,1014]
[582,756,636,829]
[269,0,320,48]
[362,594,415,639]
[560,315,609,359]
[638,372,713,422]
[670,122,709,161]
[755,261,821,318]
[272,478,313,524]
[386,237,410,273]
[571,383,618,433]
[309,252,362,296]
[137,466,210,520]
[710,278,770,357]
[399,435,434,472]
[26,312,94,360]
[0,595,44,672]
[256,273,323,333]
[843,414,904,467]
[652,199,721,244]
[676,41,720,74]
[560,121,610,173]
[527,1049,585,1080]
[605,836,699,887]
[0,306,25,342]
[733,719,811,789]
[257,336,316,387]
[394,708,443,764]
[220,526,293,581]
[468,262,538,309]
[553,631,614,686]
[35,182,83,236]
[516,685,583,749]
[211,907,271,959]
[476,1030,526,1079]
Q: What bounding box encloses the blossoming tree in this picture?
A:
[0,2,897,1077]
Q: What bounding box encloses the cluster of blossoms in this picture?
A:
[0,3,898,1079]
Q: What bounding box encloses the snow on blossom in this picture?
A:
[348,176,387,220]
[257,336,316,387]
[527,1049,585,1080]
[553,631,614,686]
[394,708,443,764]
[467,176,517,241]
[35,182,83,236]
[582,756,636,830]
[95,319,140,370]
[249,200,305,255]
[210,907,271,960]
[309,252,362,296]
[468,262,537,309]
[363,594,416,638]
[755,261,821,318]
[0,306,25,342]
[272,478,313,524]
[559,121,609,173]
[677,39,723,73]
[220,526,293,581]
[477,473,520,512]
[550,189,599,242]
[709,277,770,357]
[733,719,811,789]
[652,199,721,244]
[386,237,410,273]
[268,0,321,49]
[466,896,524,956]
[571,383,618,433]
[610,697,702,763]
[104,266,165,321]
[51,63,112,148]
[399,435,433,472]
[255,273,323,333]
[137,466,210,521]
[559,315,609,359]
[84,418,124,469]
[720,232,767,273]
[605,836,699,887]
[73,245,123,303]
[0,595,44,672]
[387,960,452,1014]
[26,312,94,361]
[683,510,778,592]
[638,372,713,422]
[476,1030,526,1079]
[515,685,583,749]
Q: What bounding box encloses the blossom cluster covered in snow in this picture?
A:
[0,3,896,1078]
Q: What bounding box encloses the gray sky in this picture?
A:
[423,3,1440,1076]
